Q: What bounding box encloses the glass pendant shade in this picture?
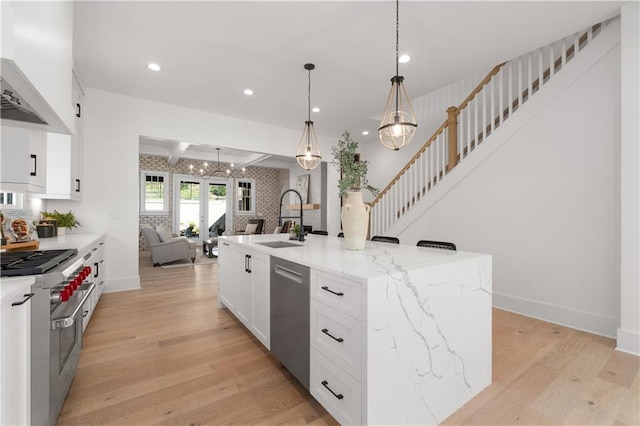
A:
[296,120,322,170]
[378,75,418,151]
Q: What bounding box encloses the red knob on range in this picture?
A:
[60,288,70,302]
[78,270,86,281]
[84,266,92,276]
[72,277,81,290]
[65,284,74,297]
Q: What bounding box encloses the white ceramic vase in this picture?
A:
[341,191,370,250]
[57,227,66,236]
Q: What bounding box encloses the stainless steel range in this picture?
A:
[1,249,96,425]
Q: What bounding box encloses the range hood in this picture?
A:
[0,58,70,134]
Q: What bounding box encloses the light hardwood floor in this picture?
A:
[57,251,639,425]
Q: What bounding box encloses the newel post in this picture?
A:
[446,106,459,172]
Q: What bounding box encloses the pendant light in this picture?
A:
[296,63,322,170]
[378,0,417,151]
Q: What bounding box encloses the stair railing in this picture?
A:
[370,22,603,237]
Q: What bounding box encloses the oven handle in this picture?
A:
[51,283,96,330]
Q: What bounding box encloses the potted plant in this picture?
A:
[41,210,81,235]
[331,131,379,250]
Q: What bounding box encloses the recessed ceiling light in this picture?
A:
[312,107,320,113]
[147,63,161,71]
[398,55,411,64]
[243,89,254,95]
[362,131,369,136]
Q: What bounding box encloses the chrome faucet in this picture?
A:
[279,189,305,242]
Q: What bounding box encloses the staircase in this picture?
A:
[369,21,606,237]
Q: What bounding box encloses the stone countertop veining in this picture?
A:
[220,233,489,281]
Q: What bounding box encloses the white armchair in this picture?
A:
[141,225,196,266]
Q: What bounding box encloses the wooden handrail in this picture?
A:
[370,121,447,207]
[456,63,506,113]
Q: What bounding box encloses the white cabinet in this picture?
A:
[39,71,84,200]
[309,269,363,425]
[82,236,106,332]
[218,241,270,349]
[0,278,34,426]
[0,126,46,192]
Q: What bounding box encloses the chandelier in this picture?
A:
[188,148,245,180]
[296,63,322,170]
[378,0,417,151]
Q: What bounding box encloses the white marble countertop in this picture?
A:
[35,233,104,254]
[220,233,489,281]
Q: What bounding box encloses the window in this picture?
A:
[236,178,255,215]
[140,171,169,213]
[0,192,18,207]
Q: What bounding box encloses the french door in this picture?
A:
[173,175,232,245]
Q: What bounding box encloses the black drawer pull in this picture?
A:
[30,154,37,176]
[321,328,344,343]
[83,310,89,317]
[321,380,344,400]
[12,293,34,306]
[321,286,344,297]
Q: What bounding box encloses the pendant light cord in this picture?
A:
[395,0,399,78]
[307,68,312,123]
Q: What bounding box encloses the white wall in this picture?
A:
[395,41,622,338]
[48,89,338,292]
[618,2,640,355]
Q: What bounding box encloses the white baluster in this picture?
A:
[508,61,513,117]
[518,57,523,108]
[538,48,544,91]
[573,31,580,60]
[549,42,555,79]
[489,76,494,134]
[482,87,487,143]
[587,26,593,44]
[561,38,567,67]
[474,93,479,147]
[528,53,533,101]
[499,69,504,126]
[466,102,471,158]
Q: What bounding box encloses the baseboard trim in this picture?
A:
[616,328,640,356]
[104,275,141,293]
[494,291,618,338]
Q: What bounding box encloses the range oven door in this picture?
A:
[48,283,95,425]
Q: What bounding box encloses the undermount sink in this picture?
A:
[256,241,304,248]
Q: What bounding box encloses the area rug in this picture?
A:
[160,250,218,268]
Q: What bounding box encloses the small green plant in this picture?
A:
[292,223,301,235]
[41,210,81,229]
[331,131,379,197]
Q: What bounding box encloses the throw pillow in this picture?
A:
[244,223,258,234]
[273,226,282,234]
[156,224,174,242]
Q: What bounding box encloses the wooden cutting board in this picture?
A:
[0,240,40,251]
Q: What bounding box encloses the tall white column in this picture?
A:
[617,2,640,356]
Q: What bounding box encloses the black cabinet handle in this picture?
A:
[244,254,249,273]
[321,328,344,343]
[75,179,81,192]
[30,154,37,176]
[83,310,89,317]
[76,103,81,118]
[247,254,252,273]
[94,262,99,278]
[321,286,344,297]
[12,293,34,306]
[321,380,344,400]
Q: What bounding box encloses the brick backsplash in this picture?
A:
[138,155,288,249]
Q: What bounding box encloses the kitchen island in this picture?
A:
[218,233,492,425]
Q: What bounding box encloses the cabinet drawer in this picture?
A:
[311,270,362,320]
[310,299,361,381]
[310,347,361,426]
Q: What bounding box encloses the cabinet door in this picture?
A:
[250,251,270,349]
[234,250,252,328]
[0,126,46,192]
[219,242,245,312]
[1,287,32,425]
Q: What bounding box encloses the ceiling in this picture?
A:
[73,1,623,166]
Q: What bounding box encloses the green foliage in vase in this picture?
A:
[331,131,379,198]
[41,210,81,229]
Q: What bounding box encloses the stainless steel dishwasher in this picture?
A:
[270,256,310,390]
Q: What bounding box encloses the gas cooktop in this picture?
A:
[1,249,78,277]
